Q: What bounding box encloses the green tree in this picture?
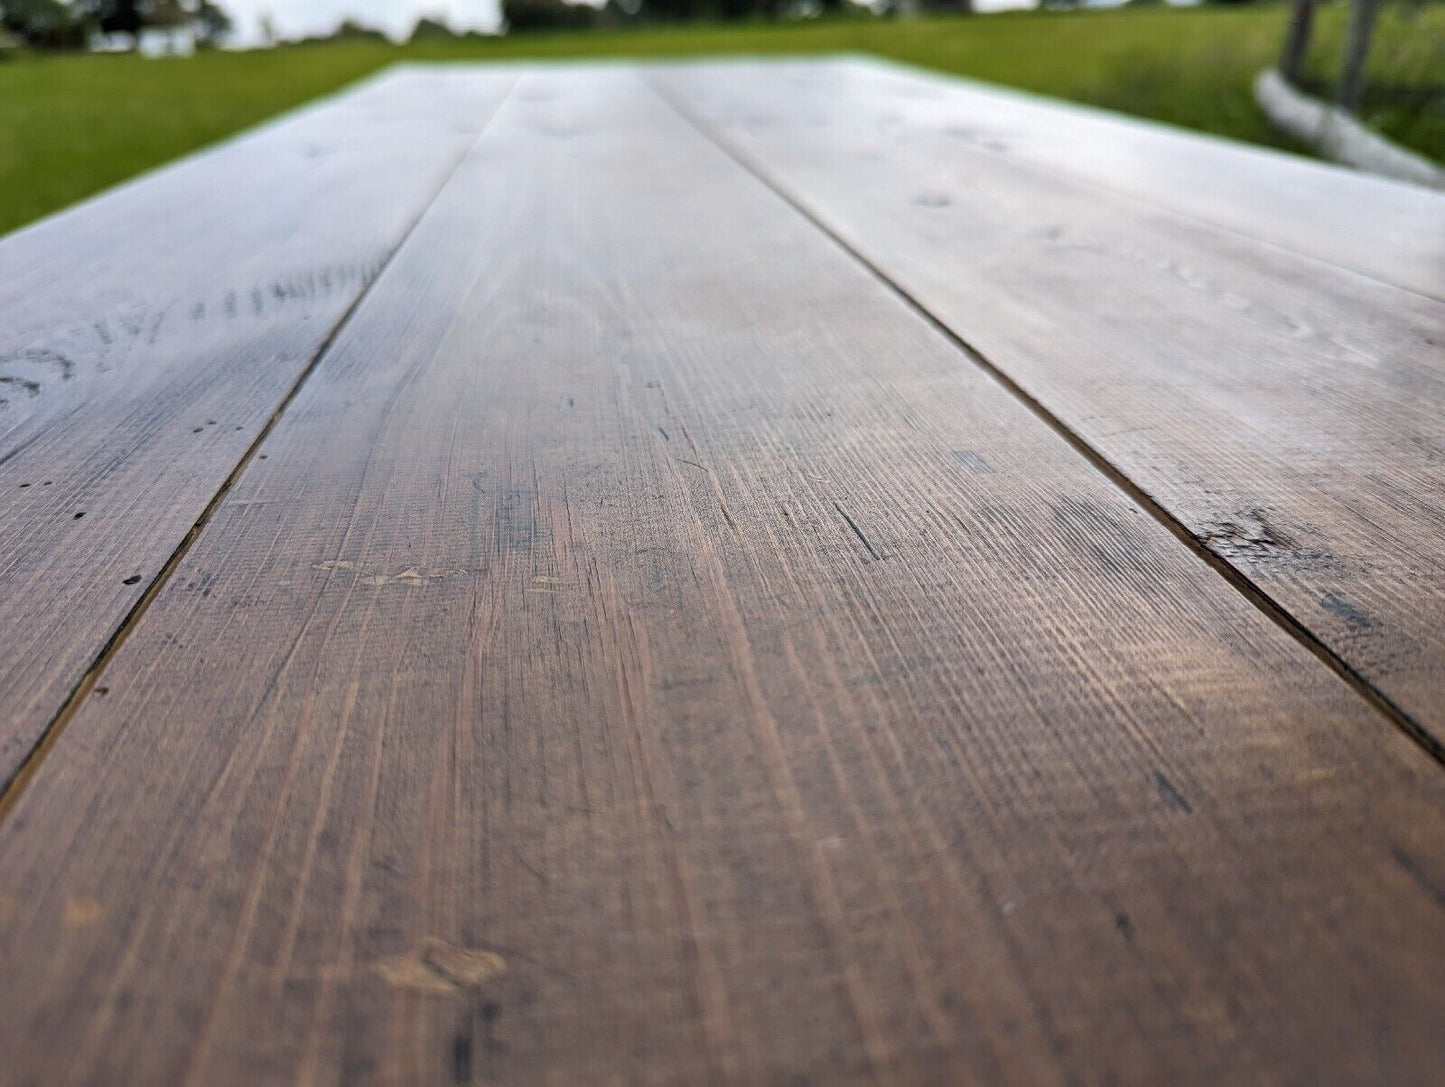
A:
[194,0,230,43]
[87,0,143,36]
[1,0,92,48]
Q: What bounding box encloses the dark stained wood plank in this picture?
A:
[2,65,1444,1087]
[785,57,1445,299]
[649,58,1445,752]
[0,66,515,786]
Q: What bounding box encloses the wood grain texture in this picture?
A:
[1,67,1442,1086]
[0,66,514,786]
[649,57,1445,750]
[788,56,1445,300]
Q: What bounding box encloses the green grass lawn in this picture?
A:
[1,4,1441,237]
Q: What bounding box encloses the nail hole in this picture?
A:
[122,575,142,585]
[93,687,109,697]
[192,427,203,434]
[73,512,85,520]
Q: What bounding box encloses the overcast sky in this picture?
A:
[223,0,507,44]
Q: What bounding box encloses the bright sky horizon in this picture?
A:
[222,0,507,44]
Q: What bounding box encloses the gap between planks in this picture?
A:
[645,73,1445,771]
[0,76,518,824]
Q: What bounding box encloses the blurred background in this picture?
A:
[1,0,1440,236]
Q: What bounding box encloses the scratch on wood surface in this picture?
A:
[311,560,459,585]
[1153,770,1194,815]
[1387,844,1445,911]
[375,941,506,995]
[832,500,886,561]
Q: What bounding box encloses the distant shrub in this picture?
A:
[331,19,389,41]
[502,0,599,34]
[410,16,460,42]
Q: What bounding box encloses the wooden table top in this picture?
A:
[1,58,1442,1086]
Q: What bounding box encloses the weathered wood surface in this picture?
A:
[0,67,515,788]
[650,58,1445,752]
[775,56,1445,299]
[2,67,1442,1087]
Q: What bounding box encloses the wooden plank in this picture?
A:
[650,58,1445,753]
[2,65,1442,1085]
[0,66,514,786]
[802,56,1445,299]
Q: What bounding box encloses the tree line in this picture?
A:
[502,0,979,34]
[1,0,230,49]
